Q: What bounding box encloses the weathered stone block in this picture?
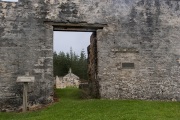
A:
[1,0,180,112]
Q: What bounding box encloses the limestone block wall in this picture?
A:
[45,0,180,100]
[56,76,80,89]
[0,0,54,111]
[56,76,64,88]
[88,33,99,98]
[0,0,180,111]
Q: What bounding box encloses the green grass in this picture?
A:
[0,88,180,120]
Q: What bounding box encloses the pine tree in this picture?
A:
[53,48,88,80]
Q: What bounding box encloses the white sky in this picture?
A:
[1,0,18,2]
[53,31,92,56]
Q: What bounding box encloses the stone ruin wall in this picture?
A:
[0,0,54,111]
[88,33,99,98]
[55,76,80,89]
[0,0,180,111]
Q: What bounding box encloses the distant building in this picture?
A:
[56,68,80,88]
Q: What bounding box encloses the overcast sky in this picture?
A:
[53,31,92,56]
[1,0,18,2]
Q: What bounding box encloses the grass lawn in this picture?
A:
[0,88,180,120]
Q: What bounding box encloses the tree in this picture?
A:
[53,48,88,80]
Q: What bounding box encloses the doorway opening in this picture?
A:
[53,30,98,98]
[49,23,106,98]
[53,31,91,86]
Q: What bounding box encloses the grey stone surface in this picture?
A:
[0,0,180,111]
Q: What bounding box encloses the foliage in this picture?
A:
[53,48,88,80]
[0,88,180,120]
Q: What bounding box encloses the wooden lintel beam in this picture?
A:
[53,27,97,32]
[44,21,107,29]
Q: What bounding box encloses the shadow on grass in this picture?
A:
[55,87,83,100]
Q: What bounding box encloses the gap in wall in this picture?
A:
[53,31,93,89]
